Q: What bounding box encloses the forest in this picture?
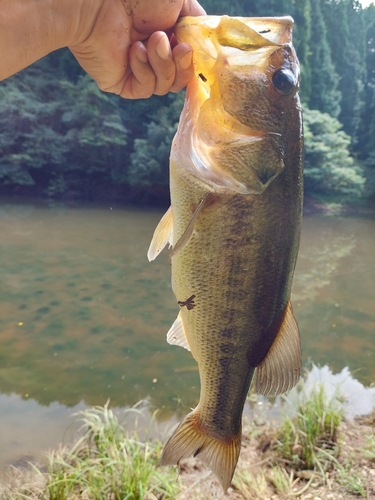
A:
[0,0,374,205]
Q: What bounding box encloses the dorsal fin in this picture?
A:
[170,192,215,258]
[255,301,301,396]
[166,312,191,351]
[147,206,173,262]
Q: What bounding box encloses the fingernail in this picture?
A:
[136,42,148,63]
[178,51,193,70]
[156,34,171,60]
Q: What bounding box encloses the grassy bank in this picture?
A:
[1,381,375,500]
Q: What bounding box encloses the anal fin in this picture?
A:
[255,301,301,396]
[147,206,173,262]
[166,312,191,351]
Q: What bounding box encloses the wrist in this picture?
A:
[0,0,101,80]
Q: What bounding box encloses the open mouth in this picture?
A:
[176,15,294,108]
[172,16,299,195]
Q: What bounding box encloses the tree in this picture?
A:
[0,63,128,198]
[308,0,342,117]
[356,4,375,160]
[1,0,374,202]
[292,0,312,104]
[59,76,128,196]
[322,0,365,140]
[128,94,184,187]
[0,68,69,187]
[199,0,256,16]
[303,108,365,196]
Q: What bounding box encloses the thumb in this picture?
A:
[181,0,206,16]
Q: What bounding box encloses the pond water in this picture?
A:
[0,198,374,470]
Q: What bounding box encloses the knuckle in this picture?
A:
[154,89,169,96]
[97,82,120,95]
[133,83,154,99]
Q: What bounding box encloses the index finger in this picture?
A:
[169,43,194,93]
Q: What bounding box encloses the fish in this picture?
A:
[148,15,303,491]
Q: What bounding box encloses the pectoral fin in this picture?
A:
[170,192,216,258]
[147,206,173,262]
[255,302,301,396]
[167,312,191,351]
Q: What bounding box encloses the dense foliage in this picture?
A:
[0,0,374,202]
[303,108,365,196]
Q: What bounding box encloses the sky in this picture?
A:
[359,0,374,6]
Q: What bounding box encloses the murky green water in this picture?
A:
[0,198,374,469]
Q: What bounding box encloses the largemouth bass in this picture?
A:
[148,15,303,491]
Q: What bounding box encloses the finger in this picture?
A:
[181,0,207,16]
[169,33,179,50]
[121,41,156,99]
[146,32,176,96]
[169,43,194,93]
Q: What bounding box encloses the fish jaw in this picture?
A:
[175,16,295,85]
[173,15,301,195]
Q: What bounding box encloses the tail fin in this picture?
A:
[160,409,241,492]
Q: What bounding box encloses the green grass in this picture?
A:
[275,382,344,473]
[363,433,375,461]
[337,464,366,497]
[0,404,180,500]
[46,404,180,500]
[269,379,374,497]
[232,468,268,499]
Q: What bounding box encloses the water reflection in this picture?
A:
[292,227,356,303]
[292,216,375,382]
[0,394,85,468]
[0,200,198,416]
[0,199,374,469]
[286,365,375,419]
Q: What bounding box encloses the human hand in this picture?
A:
[69,0,206,99]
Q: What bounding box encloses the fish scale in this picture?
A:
[172,187,283,417]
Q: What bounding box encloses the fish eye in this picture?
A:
[272,69,297,95]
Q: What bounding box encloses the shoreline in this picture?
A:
[1,403,374,499]
[178,413,375,499]
[1,191,375,218]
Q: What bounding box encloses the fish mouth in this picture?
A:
[175,16,295,109]
[173,16,300,194]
